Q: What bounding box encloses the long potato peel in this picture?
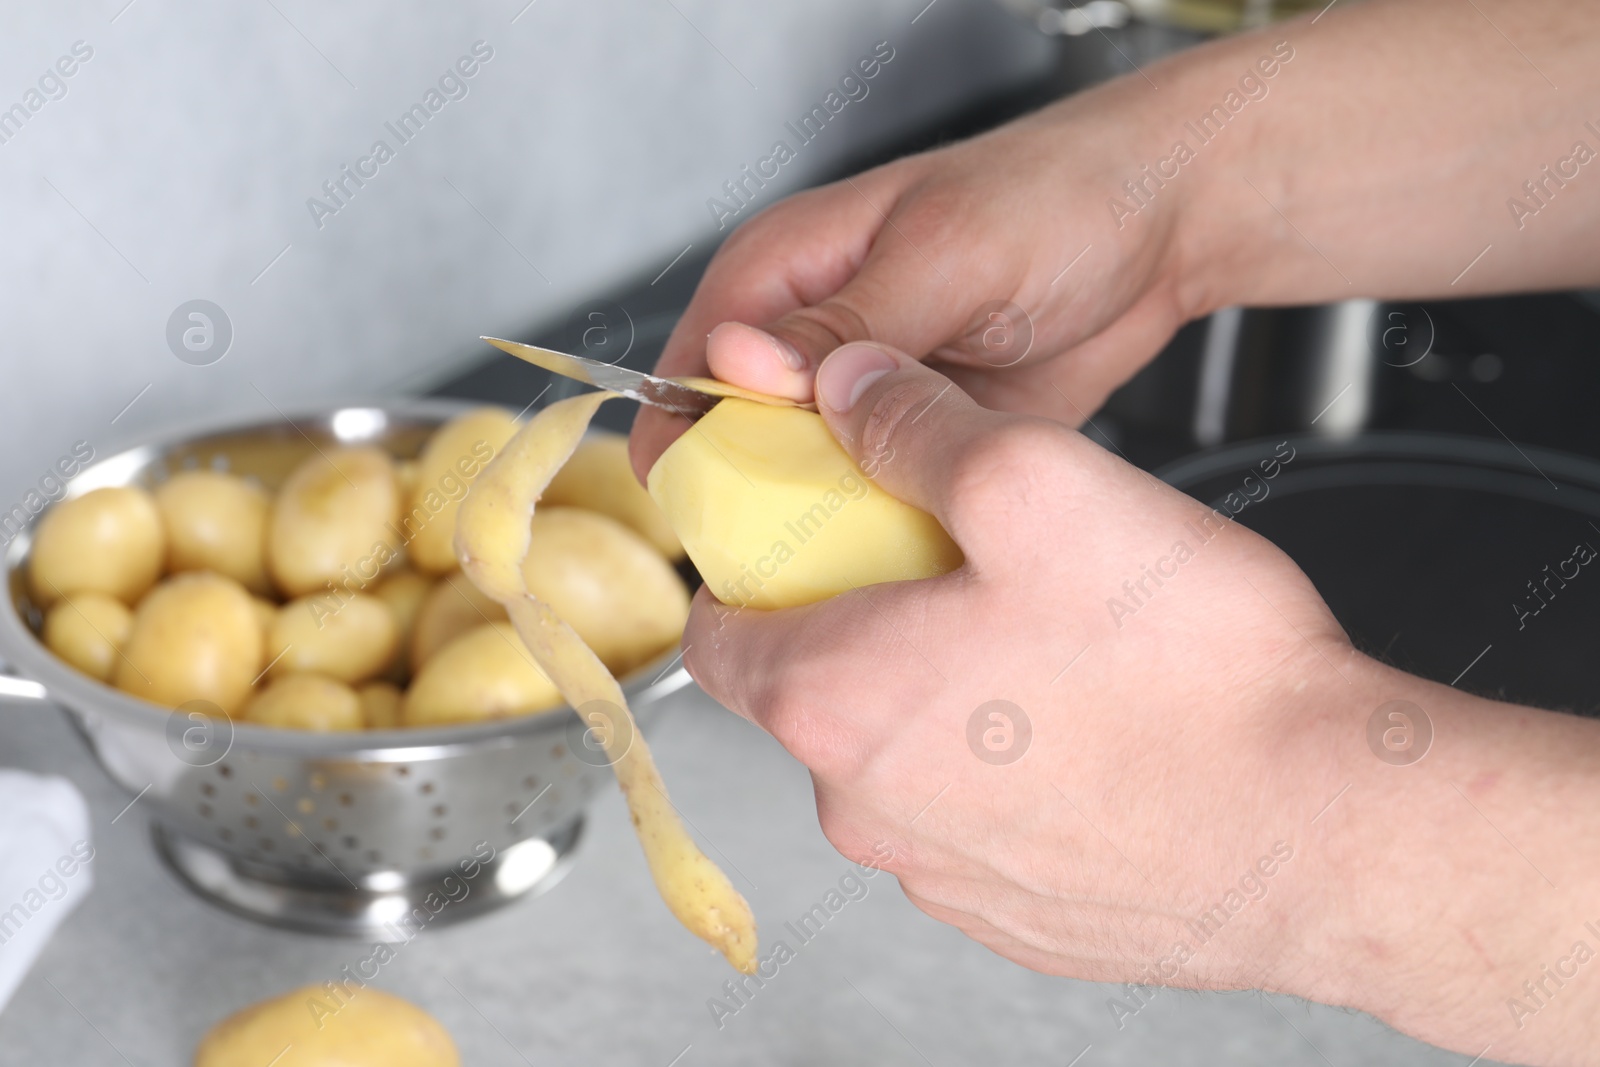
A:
[454,392,758,974]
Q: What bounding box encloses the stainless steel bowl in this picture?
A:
[0,399,691,939]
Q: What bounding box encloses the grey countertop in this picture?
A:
[0,687,1485,1066]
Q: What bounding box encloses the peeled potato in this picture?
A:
[154,470,271,593]
[405,407,519,574]
[266,593,397,684]
[42,592,133,683]
[358,680,403,729]
[114,572,261,714]
[29,487,164,606]
[544,432,683,560]
[268,446,400,597]
[402,621,563,727]
[372,568,432,677]
[410,571,506,668]
[521,507,688,676]
[648,398,963,610]
[195,984,458,1067]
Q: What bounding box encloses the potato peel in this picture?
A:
[455,393,758,974]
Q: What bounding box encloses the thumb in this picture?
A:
[814,342,1018,534]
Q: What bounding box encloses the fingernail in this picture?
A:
[765,331,807,371]
[817,343,897,413]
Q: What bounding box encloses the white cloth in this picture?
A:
[0,771,93,1013]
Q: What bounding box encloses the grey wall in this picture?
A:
[0,0,1049,500]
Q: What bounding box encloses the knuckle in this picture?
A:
[947,420,1073,522]
[858,378,945,471]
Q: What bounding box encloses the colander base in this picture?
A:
[151,816,582,939]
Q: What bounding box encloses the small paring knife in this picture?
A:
[481,337,816,420]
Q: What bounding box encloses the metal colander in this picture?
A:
[0,399,690,938]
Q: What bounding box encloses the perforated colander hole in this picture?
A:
[342,835,358,850]
[216,764,233,779]
[428,827,445,841]
[419,782,434,795]
[549,745,564,760]
[338,793,354,807]
[197,803,213,819]
[431,804,446,818]
[418,847,433,862]
[271,777,288,793]
[244,793,258,807]
[394,765,410,778]
[218,828,233,842]
[285,823,302,838]
[259,839,276,852]
[322,817,338,831]
[296,798,315,814]
[504,803,520,818]
[308,773,327,792]
[522,776,539,791]
[199,782,216,797]
[244,816,259,830]
[365,849,382,864]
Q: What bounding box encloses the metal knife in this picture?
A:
[482,337,815,419]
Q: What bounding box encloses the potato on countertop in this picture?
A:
[194,984,458,1066]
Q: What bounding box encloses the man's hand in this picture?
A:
[686,342,1600,1066]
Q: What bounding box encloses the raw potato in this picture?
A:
[154,470,272,593]
[372,568,432,676]
[455,392,758,974]
[268,446,400,597]
[396,458,419,496]
[521,508,688,676]
[267,594,397,684]
[402,621,563,727]
[42,593,133,683]
[409,571,506,668]
[114,572,262,715]
[405,407,518,574]
[358,680,403,729]
[250,597,278,638]
[243,674,363,732]
[544,432,684,560]
[29,486,164,606]
[194,984,458,1067]
[648,398,963,610]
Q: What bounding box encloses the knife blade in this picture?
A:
[481,337,814,419]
